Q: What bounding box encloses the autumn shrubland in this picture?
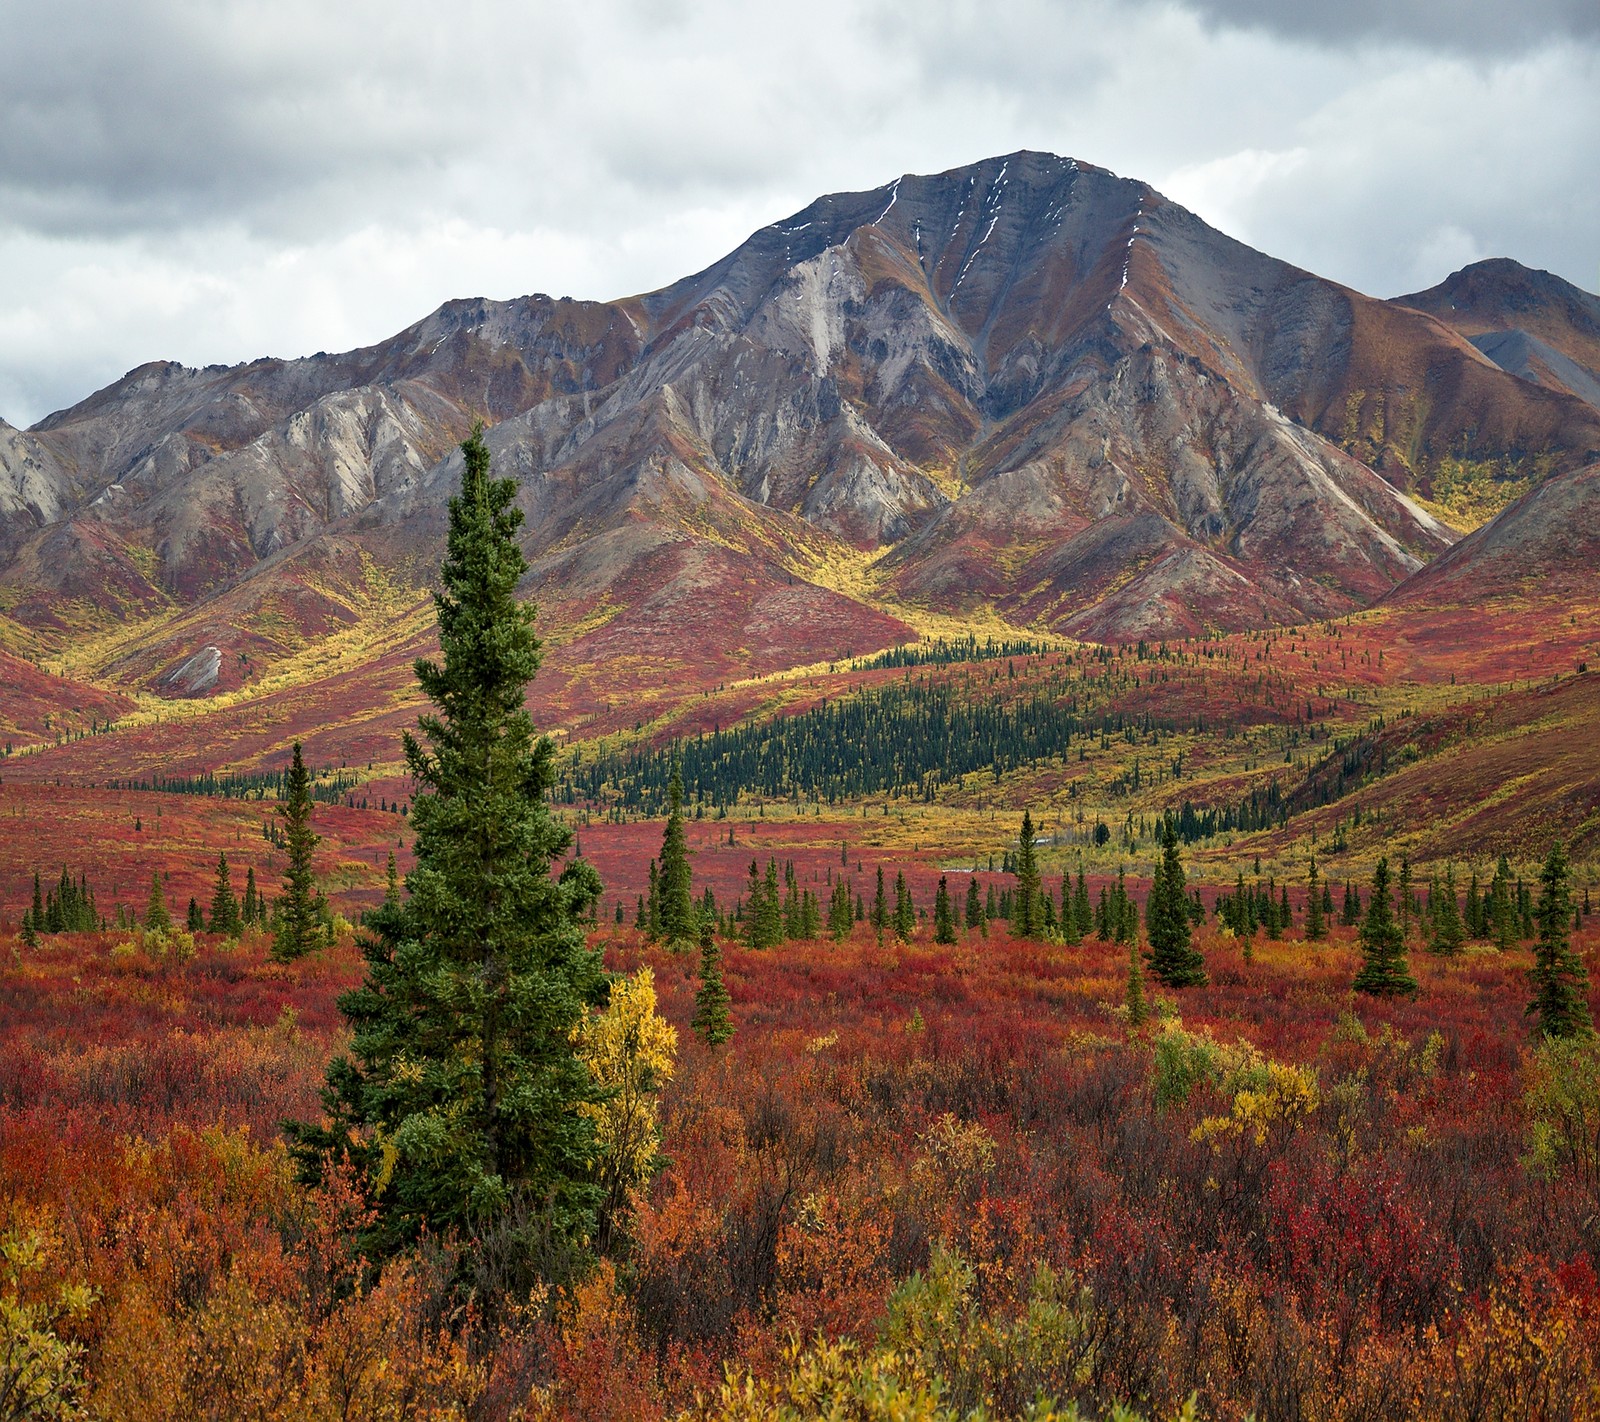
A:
[2,883,1599,1418]
[1,576,1599,1417]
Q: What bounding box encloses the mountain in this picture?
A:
[6,153,1599,696]
[1395,259,1600,411]
[1387,458,1600,605]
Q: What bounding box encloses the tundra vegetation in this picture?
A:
[0,431,1598,1418]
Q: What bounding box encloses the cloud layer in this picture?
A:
[2,0,1595,425]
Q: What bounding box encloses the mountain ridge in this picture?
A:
[4,151,1597,702]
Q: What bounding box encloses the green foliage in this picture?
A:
[1153,1021,1320,1152]
[1489,855,1519,951]
[1145,821,1205,988]
[271,743,329,962]
[207,851,240,937]
[894,870,916,942]
[934,876,958,945]
[143,871,172,934]
[656,766,695,946]
[291,426,607,1266]
[1524,1034,1600,1206]
[829,876,856,941]
[1010,811,1041,940]
[692,915,735,1048]
[965,877,984,934]
[745,858,783,949]
[1,1226,94,1421]
[1526,841,1592,1040]
[696,1243,1200,1422]
[1305,853,1326,942]
[1427,864,1464,956]
[1353,858,1417,998]
[1125,946,1149,1030]
[22,869,100,937]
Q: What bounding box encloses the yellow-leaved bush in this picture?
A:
[574,967,678,1235]
[1,1223,95,1421]
[1152,1020,1319,1149]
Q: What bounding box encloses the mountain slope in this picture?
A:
[1394,259,1600,412]
[1387,458,1600,605]
[7,152,1599,693]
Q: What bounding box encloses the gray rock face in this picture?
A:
[8,153,1598,664]
[0,418,77,557]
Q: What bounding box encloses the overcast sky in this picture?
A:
[2,0,1596,427]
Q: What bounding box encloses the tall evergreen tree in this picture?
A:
[656,766,695,945]
[1340,881,1361,927]
[272,742,329,961]
[1398,855,1416,942]
[828,877,855,941]
[290,425,608,1264]
[1009,810,1041,939]
[691,915,734,1048]
[1527,840,1592,1039]
[1353,858,1418,997]
[241,866,261,927]
[1489,856,1518,951]
[965,876,983,932]
[1428,865,1465,956]
[144,870,172,934]
[1146,820,1206,987]
[1125,945,1149,1029]
[933,876,957,945]
[893,870,916,941]
[208,851,241,936]
[1060,874,1082,945]
[743,858,782,949]
[1072,867,1093,940]
[1305,852,1326,941]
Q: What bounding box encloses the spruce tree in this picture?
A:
[208,851,241,936]
[272,742,328,961]
[1398,854,1418,941]
[1305,852,1326,941]
[1341,881,1361,926]
[691,915,734,1048]
[1073,868,1093,940]
[1060,874,1082,945]
[1428,865,1464,956]
[145,870,172,934]
[1489,856,1518,951]
[1527,840,1592,1039]
[1125,944,1149,1029]
[290,425,608,1264]
[933,876,957,945]
[1353,857,1418,997]
[241,866,261,927]
[871,866,889,942]
[965,877,983,932]
[657,766,695,946]
[187,897,203,932]
[893,870,915,941]
[1146,821,1206,987]
[829,877,854,941]
[1009,811,1041,939]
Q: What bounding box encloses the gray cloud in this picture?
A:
[0,0,1595,426]
[1183,0,1600,53]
